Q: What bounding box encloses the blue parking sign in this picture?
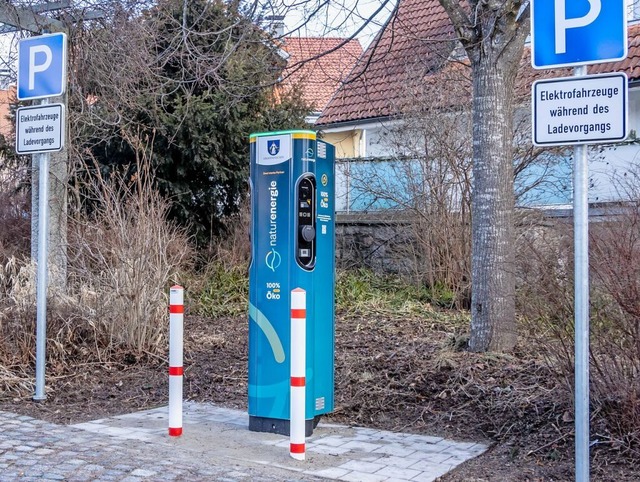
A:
[17,33,67,100]
[531,0,627,69]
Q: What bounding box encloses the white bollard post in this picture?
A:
[290,288,306,460]
[169,285,184,437]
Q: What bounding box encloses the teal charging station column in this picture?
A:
[248,130,335,436]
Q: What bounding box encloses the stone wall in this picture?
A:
[334,208,584,277]
[335,212,415,274]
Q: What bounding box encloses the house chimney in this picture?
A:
[266,15,285,37]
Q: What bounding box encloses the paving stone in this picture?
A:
[406,434,444,444]
[15,445,36,452]
[130,468,157,477]
[32,448,56,455]
[14,458,38,466]
[41,474,66,480]
[371,454,419,468]
[338,459,387,473]
[0,404,487,481]
[308,444,352,455]
[313,435,349,447]
[341,440,382,452]
[375,465,422,480]
[406,460,453,478]
[23,468,44,477]
[67,458,87,465]
[306,467,352,478]
[372,444,417,457]
[339,471,388,482]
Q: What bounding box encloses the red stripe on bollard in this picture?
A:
[168,427,183,436]
[169,304,184,314]
[290,376,305,387]
[291,308,306,319]
[169,366,183,376]
[290,443,305,454]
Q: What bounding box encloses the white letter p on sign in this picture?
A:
[555,0,601,54]
[28,45,52,91]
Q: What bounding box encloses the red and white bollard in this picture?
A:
[169,285,184,437]
[290,288,306,460]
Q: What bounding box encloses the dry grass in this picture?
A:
[67,165,192,355]
[0,159,193,398]
[517,198,640,454]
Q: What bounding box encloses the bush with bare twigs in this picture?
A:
[0,156,192,397]
[190,206,250,318]
[518,166,640,453]
[0,136,30,263]
[67,159,192,356]
[588,168,640,451]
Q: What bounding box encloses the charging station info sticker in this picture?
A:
[256,135,291,165]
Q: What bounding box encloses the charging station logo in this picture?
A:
[302,147,315,162]
[257,135,290,165]
[265,249,281,272]
[267,140,280,155]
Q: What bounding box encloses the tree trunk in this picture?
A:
[468,54,518,352]
[31,93,68,294]
[435,0,530,351]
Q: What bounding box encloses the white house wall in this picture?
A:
[325,88,640,212]
[569,86,640,204]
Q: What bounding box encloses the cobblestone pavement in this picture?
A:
[0,403,489,481]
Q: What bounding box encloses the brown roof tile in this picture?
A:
[317,0,455,125]
[279,37,363,112]
[516,23,640,101]
[318,3,640,126]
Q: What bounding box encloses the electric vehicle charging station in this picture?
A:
[248,130,335,436]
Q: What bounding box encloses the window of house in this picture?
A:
[629,0,640,21]
[627,88,640,140]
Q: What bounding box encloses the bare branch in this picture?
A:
[438,0,475,46]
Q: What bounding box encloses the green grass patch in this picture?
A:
[193,265,461,318]
[193,262,249,317]
[336,268,457,312]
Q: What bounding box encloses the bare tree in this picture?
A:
[437,0,530,352]
[270,0,554,351]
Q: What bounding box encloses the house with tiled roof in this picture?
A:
[0,88,14,137]
[316,0,640,211]
[278,36,363,124]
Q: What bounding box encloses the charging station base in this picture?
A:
[249,415,317,437]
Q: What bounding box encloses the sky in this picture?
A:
[263,0,397,47]
[0,0,398,82]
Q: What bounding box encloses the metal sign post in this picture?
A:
[16,32,67,401]
[572,65,590,482]
[33,99,51,401]
[531,1,628,480]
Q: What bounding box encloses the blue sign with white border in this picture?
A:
[531,0,627,69]
[17,33,67,100]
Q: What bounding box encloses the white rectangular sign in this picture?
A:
[16,104,65,154]
[532,73,628,146]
